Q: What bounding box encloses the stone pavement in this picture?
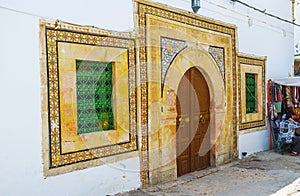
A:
[116,150,300,196]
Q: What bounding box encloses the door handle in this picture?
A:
[199,114,205,124]
[178,117,190,128]
[179,117,185,128]
[199,114,210,124]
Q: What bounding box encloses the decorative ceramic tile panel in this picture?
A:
[42,24,137,171]
[208,46,225,83]
[238,54,266,130]
[76,60,114,134]
[161,37,186,95]
[136,0,238,186]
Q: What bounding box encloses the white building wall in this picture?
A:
[238,128,270,158]
[295,0,300,56]
[152,0,294,78]
[0,1,140,195]
[0,0,295,194]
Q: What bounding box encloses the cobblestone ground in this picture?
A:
[116,151,300,196]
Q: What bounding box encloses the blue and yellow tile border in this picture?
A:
[40,20,138,176]
[238,53,266,132]
[134,0,238,186]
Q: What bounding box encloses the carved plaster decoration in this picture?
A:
[166,90,176,111]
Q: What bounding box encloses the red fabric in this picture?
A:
[267,80,273,118]
[277,86,281,102]
[267,80,273,149]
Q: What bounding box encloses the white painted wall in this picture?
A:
[152,0,294,78]
[238,129,270,159]
[0,0,295,194]
[295,0,300,56]
[0,1,140,195]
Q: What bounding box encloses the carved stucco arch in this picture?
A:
[164,46,226,110]
[161,45,227,172]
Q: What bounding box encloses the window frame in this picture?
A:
[41,21,138,176]
[238,54,266,131]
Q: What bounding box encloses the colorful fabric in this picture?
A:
[279,120,298,143]
[273,102,282,113]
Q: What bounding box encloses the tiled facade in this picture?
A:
[135,0,239,185]
[41,23,138,176]
[40,0,266,186]
[238,54,266,132]
[208,46,225,84]
[161,37,187,95]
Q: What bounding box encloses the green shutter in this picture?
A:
[245,73,257,114]
[76,60,114,134]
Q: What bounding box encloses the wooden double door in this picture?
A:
[176,67,210,177]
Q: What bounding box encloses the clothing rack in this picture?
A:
[267,77,300,149]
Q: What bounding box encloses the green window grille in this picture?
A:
[76,60,114,134]
[245,73,257,114]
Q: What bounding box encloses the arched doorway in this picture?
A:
[176,67,210,177]
[157,46,228,184]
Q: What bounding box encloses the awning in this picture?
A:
[272,77,300,86]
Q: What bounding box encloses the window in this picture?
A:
[239,54,266,131]
[76,60,114,134]
[42,24,137,175]
[245,73,257,114]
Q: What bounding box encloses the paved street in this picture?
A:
[117,151,300,196]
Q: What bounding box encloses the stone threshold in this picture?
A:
[141,160,240,193]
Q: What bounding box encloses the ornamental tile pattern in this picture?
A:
[238,54,266,130]
[136,0,238,186]
[208,46,225,83]
[45,27,137,168]
[161,37,186,95]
